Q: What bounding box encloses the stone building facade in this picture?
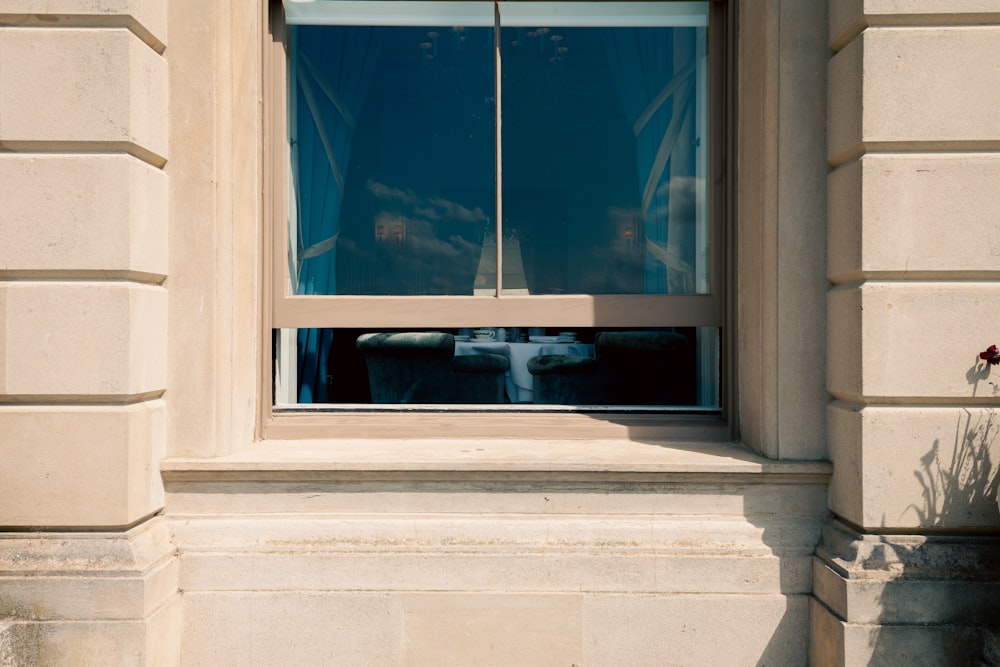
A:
[1,0,998,664]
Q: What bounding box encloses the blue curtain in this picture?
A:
[603,28,698,294]
[291,26,381,402]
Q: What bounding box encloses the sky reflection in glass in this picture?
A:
[290,18,707,297]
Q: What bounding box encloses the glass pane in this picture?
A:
[289,23,496,296]
[500,22,709,295]
[277,326,719,408]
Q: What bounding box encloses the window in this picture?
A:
[267,1,726,411]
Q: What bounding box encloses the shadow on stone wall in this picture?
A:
[866,357,1000,665]
[905,361,999,527]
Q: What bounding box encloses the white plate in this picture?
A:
[529,336,563,343]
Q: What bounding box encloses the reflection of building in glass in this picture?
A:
[373,219,406,245]
[474,232,530,295]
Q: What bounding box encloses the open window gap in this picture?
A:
[276,326,719,408]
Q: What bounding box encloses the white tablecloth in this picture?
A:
[454,341,595,403]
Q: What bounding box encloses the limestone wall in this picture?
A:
[161,0,837,664]
[5,0,998,664]
[815,1,1000,663]
[0,0,840,663]
[0,2,181,664]
[164,439,832,665]
[0,0,168,529]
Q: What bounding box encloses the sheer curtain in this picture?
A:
[603,28,699,295]
[604,26,717,406]
[291,25,381,401]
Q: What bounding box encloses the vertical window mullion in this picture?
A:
[494,1,503,296]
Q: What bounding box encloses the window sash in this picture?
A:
[282,1,709,28]
[270,0,723,331]
[274,294,722,328]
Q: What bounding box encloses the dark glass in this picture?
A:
[501,25,707,295]
[289,22,708,298]
[280,326,719,407]
[291,24,496,296]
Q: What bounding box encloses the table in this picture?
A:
[454,340,595,403]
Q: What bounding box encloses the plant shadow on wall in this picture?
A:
[906,349,1000,527]
[866,348,1000,666]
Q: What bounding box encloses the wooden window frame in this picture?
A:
[259,0,735,438]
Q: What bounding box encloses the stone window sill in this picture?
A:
[161,433,831,483]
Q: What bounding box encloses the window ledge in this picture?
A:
[161,437,831,484]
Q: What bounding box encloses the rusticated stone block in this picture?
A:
[828,282,1000,400]
[0,282,166,399]
[0,28,167,162]
[830,0,1000,50]
[0,401,166,526]
[829,27,1000,164]
[828,404,1000,530]
[829,155,1000,282]
[0,155,167,278]
[0,1,167,48]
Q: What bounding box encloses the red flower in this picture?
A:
[980,345,1000,365]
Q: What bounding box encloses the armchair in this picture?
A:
[527,331,690,405]
[356,332,509,404]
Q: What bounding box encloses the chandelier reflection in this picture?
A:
[510,27,569,64]
[419,26,468,64]
[417,25,569,65]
